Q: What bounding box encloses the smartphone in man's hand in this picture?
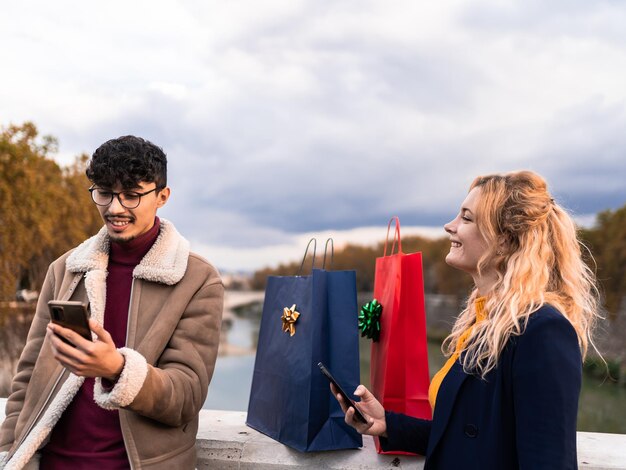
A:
[48,300,92,346]
[318,362,368,423]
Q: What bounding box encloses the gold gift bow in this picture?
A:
[281,304,300,336]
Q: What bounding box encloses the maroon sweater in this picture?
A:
[41,219,161,470]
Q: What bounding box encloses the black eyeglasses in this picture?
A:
[89,186,161,209]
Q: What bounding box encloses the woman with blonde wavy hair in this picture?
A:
[333,170,600,469]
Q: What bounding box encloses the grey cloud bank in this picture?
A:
[2,0,625,270]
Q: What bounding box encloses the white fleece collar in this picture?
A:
[66,218,190,285]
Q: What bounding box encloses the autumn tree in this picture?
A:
[0,122,102,300]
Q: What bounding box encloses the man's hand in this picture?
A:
[331,383,388,437]
[47,319,125,381]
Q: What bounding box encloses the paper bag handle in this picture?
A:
[297,238,317,275]
[384,216,402,256]
[322,238,334,270]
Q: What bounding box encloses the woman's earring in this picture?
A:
[496,250,503,256]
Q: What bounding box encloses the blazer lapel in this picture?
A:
[427,361,469,456]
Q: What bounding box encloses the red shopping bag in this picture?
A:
[370,217,431,454]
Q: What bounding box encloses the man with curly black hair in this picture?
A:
[0,136,224,469]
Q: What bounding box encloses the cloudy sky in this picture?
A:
[2,0,625,271]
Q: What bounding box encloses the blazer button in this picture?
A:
[464,424,479,438]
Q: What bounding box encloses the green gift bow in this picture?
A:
[359,299,382,342]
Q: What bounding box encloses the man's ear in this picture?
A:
[156,187,170,208]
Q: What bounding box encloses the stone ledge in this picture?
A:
[196,410,423,469]
[196,409,626,470]
[1,399,625,469]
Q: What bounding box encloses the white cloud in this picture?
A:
[2,0,625,270]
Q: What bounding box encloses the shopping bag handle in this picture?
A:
[297,238,317,275]
[322,238,334,270]
[384,216,402,256]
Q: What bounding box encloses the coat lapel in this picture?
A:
[427,361,469,457]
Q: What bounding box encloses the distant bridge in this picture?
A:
[223,290,264,310]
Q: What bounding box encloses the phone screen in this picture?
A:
[48,300,92,345]
[318,362,368,423]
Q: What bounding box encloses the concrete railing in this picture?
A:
[1,399,625,469]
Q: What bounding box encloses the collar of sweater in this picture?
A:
[66,218,190,285]
[109,217,161,267]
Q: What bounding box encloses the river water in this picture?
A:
[207,295,626,434]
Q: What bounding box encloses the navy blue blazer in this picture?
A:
[382,305,582,469]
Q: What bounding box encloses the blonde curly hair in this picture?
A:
[443,170,601,377]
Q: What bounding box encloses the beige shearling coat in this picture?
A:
[0,219,224,469]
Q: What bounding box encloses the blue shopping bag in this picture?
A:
[246,242,362,451]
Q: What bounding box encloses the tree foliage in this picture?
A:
[580,206,626,318]
[251,235,472,297]
[0,122,102,300]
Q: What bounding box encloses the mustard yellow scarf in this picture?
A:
[428,297,487,410]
